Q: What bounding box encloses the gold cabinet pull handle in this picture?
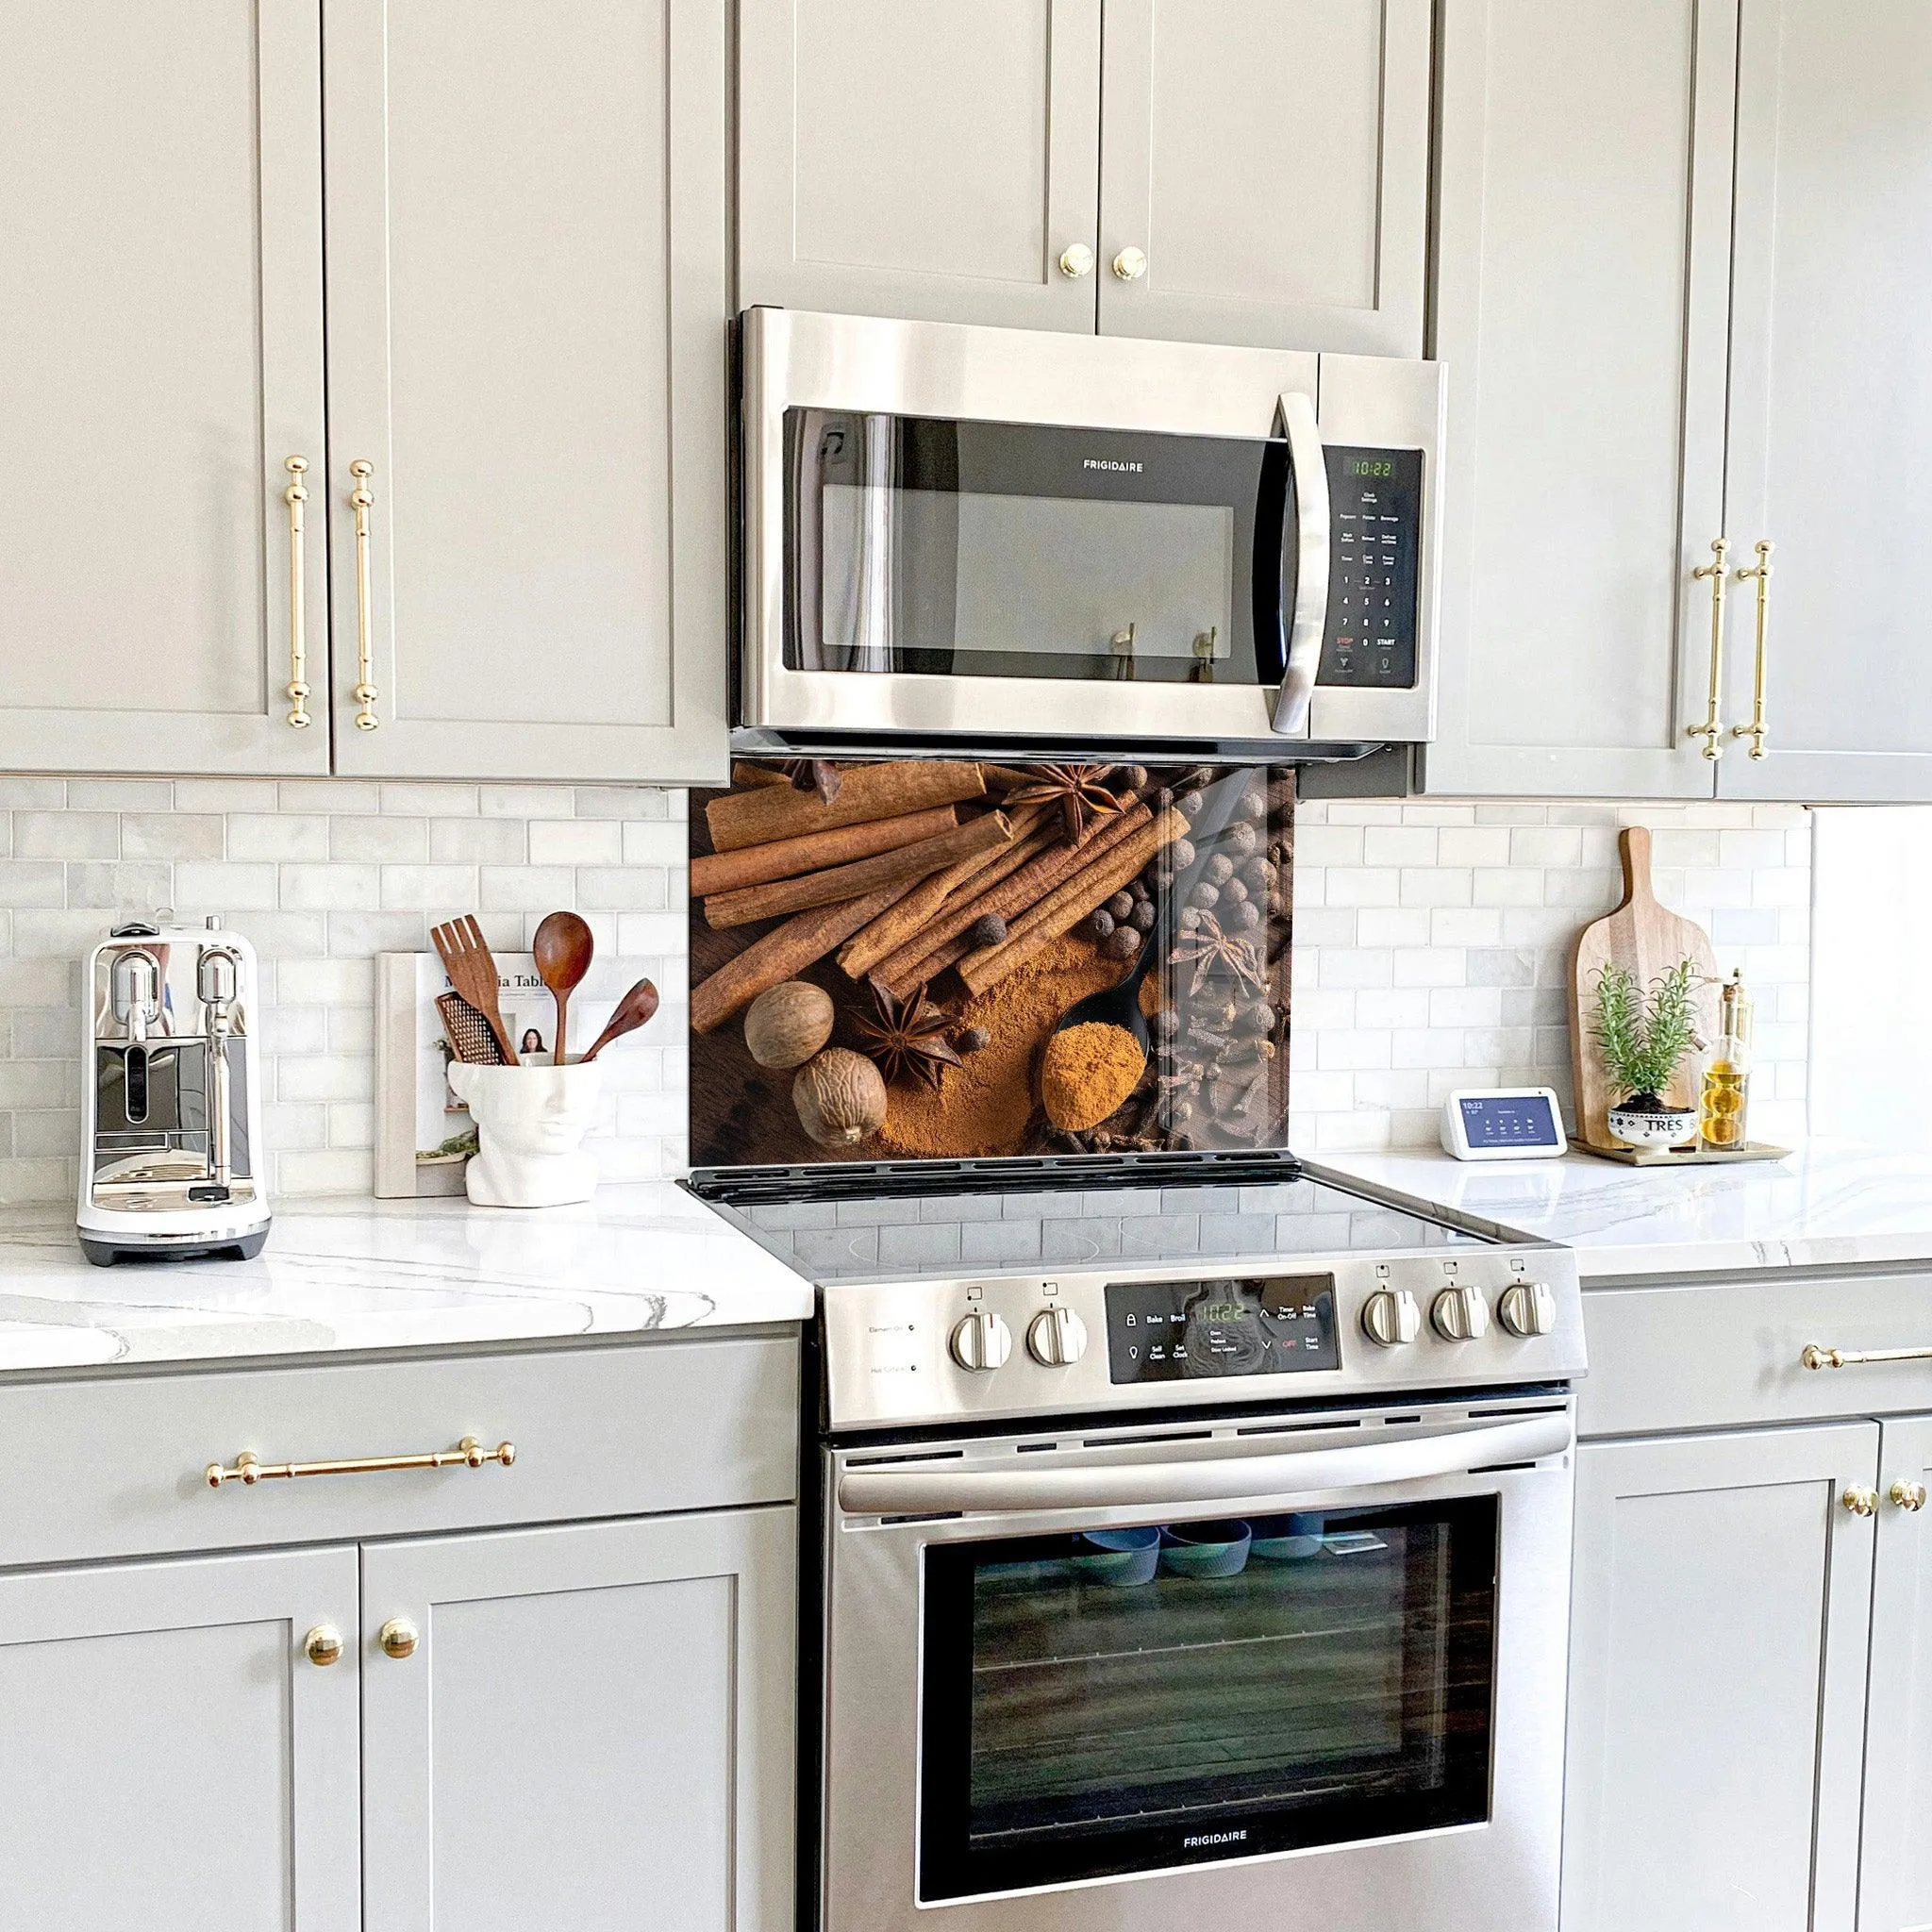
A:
[1803,1343,1932,1371]
[304,1624,344,1667]
[283,457,311,728]
[349,458,379,730]
[1843,1486,1880,1518]
[378,1617,420,1660]
[1731,539,1774,758]
[206,1434,515,1489]
[1890,1479,1928,1512]
[1687,537,1729,758]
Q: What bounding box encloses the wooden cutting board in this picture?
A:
[1568,826,1722,1152]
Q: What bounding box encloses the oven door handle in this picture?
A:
[1270,389,1330,737]
[837,1412,1571,1518]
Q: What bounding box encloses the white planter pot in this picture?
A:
[446,1061,602,1208]
[1607,1103,1698,1150]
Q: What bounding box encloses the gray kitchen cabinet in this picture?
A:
[1423,0,1738,799]
[737,0,1104,332]
[0,0,330,777]
[1562,1423,1878,1932]
[322,0,731,783]
[1095,0,1429,355]
[0,1545,361,1932]
[1715,0,1932,803]
[360,1507,797,1932]
[1857,1416,1932,1932]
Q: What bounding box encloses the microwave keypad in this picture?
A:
[1319,444,1424,689]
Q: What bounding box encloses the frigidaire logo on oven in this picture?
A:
[1183,1830,1248,1849]
[1083,458,1143,473]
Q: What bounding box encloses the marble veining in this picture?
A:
[0,1182,813,1374]
[1314,1140,1932,1278]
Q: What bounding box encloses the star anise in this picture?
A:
[852,978,964,1091]
[778,758,842,805]
[1005,762,1126,844]
[1170,914,1270,997]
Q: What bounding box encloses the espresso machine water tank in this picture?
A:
[75,915,272,1266]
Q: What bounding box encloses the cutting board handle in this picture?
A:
[1619,825,1656,908]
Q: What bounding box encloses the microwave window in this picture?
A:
[918,1495,1498,1900]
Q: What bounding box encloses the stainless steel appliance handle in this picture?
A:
[1271,389,1330,736]
[838,1411,1570,1517]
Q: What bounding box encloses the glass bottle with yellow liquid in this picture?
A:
[1699,971,1753,1150]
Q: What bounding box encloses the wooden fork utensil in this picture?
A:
[431,915,518,1065]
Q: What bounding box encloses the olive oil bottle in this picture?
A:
[1699,971,1754,1150]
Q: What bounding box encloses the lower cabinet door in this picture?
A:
[0,1545,361,1932]
[1857,1416,1932,1932]
[361,1506,797,1932]
[1562,1424,1880,1932]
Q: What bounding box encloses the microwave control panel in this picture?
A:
[1318,444,1424,690]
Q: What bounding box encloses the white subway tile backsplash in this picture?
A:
[331,814,432,863]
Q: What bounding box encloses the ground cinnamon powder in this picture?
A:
[1041,1022,1148,1132]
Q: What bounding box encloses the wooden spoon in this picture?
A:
[580,978,660,1062]
[532,910,594,1064]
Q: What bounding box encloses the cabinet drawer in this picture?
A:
[0,1335,799,1569]
[1580,1267,1932,1437]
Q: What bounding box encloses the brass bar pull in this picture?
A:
[349,459,379,730]
[206,1434,515,1489]
[283,457,311,727]
[1732,539,1774,758]
[1803,1343,1932,1371]
[1687,537,1729,759]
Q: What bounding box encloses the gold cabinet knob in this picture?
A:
[378,1616,420,1660]
[1058,242,1094,279]
[1111,245,1148,282]
[1843,1486,1880,1517]
[303,1624,344,1668]
[1891,1479,1928,1512]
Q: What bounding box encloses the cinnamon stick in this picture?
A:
[835,806,1054,978]
[878,801,1153,994]
[691,804,959,898]
[703,811,1014,930]
[691,881,912,1033]
[730,761,796,790]
[957,808,1188,996]
[705,761,987,853]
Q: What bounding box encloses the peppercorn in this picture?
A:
[956,1024,991,1055]
[1228,821,1259,856]
[1100,925,1142,960]
[1190,882,1220,908]
[1170,838,1196,870]
[1106,891,1135,922]
[1086,908,1115,940]
[969,912,1008,947]
[1228,899,1261,931]
[1179,790,1205,819]
[1129,899,1157,933]
[1221,877,1249,905]
[1205,854,1235,887]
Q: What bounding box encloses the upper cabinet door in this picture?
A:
[738,0,1103,331]
[1720,0,1932,802]
[1095,0,1428,353]
[0,1,330,776]
[323,0,731,784]
[1422,0,1736,799]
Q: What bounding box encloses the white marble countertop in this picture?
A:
[1314,1140,1932,1279]
[0,1183,813,1374]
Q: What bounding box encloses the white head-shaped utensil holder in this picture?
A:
[446,1061,602,1208]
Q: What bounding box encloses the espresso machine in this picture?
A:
[76,916,270,1265]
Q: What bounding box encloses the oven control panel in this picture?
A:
[820,1249,1585,1432]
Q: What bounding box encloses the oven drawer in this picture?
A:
[0,1334,798,1569]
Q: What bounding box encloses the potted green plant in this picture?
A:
[1591,958,1701,1148]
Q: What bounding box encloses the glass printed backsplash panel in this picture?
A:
[689,758,1293,1168]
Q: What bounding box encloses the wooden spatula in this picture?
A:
[432,915,519,1065]
[1568,826,1720,1150]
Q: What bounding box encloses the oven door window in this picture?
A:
[918,1496,1497,1901]
[784,408,1290,688]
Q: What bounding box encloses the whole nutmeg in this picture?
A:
[1106,891,1135,922]
[1221,876,1249,905]
[791,1048,887,1148]
[1205,853,1235,887]
[969,911,1008,947]
[1129,899,1158,933]
[742,979,835,1070]
[1178,790,1206,819]
[1228,899,1262,931]
[1228,821,1260,856]
[1170,838,1197,871]
[1124,763,1150,792]
[1190,882,1221,909]
[1086,908,1116,940]
[1099,924,1142,961]
[1178,906,1204,933]
[956,1024,991,1055]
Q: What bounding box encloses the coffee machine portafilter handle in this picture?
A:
[197,944,242,1190]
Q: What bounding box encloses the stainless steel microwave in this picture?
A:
[736,308,1445,754]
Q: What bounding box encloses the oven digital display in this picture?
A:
[1104,1275,1340,1384]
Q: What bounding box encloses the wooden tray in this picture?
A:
[1573,1140,1791,1167]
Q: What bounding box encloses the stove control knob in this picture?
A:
[1360,1289,1421,1347]
[1498,1280,1557,1339]
[1431,1284,1491,1343]
[950,1309,1012,1374]
[1026,1306,1089,1368]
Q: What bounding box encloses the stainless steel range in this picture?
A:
[709,1166,1584,1932]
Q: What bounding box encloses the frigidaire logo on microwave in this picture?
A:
[1183,1829,1248,1849]
[1083,458,1143,474]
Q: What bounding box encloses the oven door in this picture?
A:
[821,1399,1572,1932]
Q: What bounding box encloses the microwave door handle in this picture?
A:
[1271,390,1330,736]
[856,413,894,671]
[836,1411,1571,1517]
